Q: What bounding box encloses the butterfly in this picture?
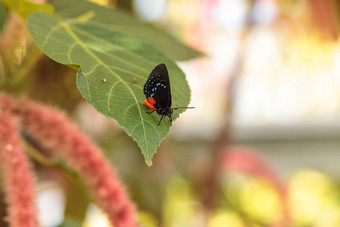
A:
[143,63,194,125]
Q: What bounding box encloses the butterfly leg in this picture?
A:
[158,115,165,125]
[146,110,155,114]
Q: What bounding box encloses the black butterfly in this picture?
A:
[143,63,194,125]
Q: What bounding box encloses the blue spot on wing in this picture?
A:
[144,73,170,100]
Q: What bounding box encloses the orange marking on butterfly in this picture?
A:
[144,97,157,111]
[148,97,156,105]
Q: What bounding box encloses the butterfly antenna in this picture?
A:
[172,107,195,110]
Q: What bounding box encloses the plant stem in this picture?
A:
[23,138,55,166]
[2,47,42,88]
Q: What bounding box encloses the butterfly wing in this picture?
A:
[144,63,172,109]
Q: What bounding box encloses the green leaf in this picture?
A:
[1,0,53,19]
[48,0,201,61]
[0,2,5,33]
[27,11,191,165]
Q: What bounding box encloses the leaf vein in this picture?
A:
[122,103,137,122]
[42,23,62,49]
[67,43,78,62]
[144,119,161,141]
[107,80,122,114]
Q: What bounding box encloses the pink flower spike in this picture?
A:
[0,93,15,116]
[19,99,137,227]
[0,114,38,227]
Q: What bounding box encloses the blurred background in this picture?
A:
[2,0,340,226]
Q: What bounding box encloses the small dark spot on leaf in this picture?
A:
[130,77,137,84]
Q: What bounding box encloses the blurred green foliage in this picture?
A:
[0,2,5,33]
[1,0,53,19]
